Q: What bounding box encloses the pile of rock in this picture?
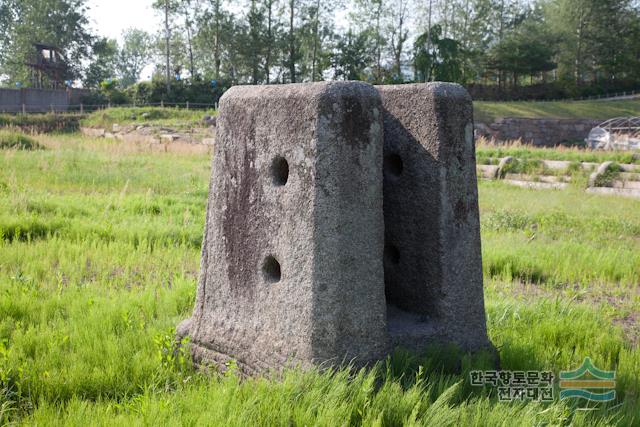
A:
[81,121,215,146]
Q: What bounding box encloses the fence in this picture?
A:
[0,99,218,114]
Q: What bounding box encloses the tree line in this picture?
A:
[2,0,640,101]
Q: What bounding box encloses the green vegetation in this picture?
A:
[593,163,623,188]
[0,114,81,134]
[476,142,640,165]
[474,99,640,123]
[0,135,638,425]
[80,107,217,129]
[0,130,41,150]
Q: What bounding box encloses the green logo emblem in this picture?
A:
[559,358,616,402]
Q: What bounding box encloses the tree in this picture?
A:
[414,24,464,83]
[388,0,410,82]
[332,29,371,80]
[152,0,180,90]
[285,0,299,82]
[117,29,151,87]
[246,0,266,83]
[545,0,632,84]
[263,0,280,83]
[486,8,556,86]
[84,37,118,88]
[179,0,199,79]
[351,0,386,83]
[0,0,94,86]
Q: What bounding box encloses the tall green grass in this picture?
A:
[0,135,638,425]
[0,130,42,150]
[476,141,640,165]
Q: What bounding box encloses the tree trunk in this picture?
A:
[265,0,273,83]
[185,12,195,78]
[250,0,259,84]
[311,0,320,81]
[213,0,221,80]
[289,0,296,83]
[426,0,433,82]
[165,0,171,92]
[375,1,382,83]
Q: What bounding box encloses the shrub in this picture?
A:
[593,163,622,187]
[0,130,42,150]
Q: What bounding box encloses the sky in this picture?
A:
[87,0,157,42]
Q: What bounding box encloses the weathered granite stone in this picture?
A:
[376,83,492,352]
[183,82,389,374]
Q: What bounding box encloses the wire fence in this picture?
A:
[2,87,639,114]
[0,101,219,115]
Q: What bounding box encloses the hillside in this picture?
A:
[474,98,640,123]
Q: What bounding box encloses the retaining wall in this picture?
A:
[475,117,601,147]
[0,88,91,113]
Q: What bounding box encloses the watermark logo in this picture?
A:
[470,370,555,402]
[559,357,616,402]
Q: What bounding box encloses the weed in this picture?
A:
[0,130,43,150]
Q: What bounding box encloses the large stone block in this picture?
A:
[376,83,492,352]
[184,82,389,374]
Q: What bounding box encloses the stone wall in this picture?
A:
[475,117,601,146]
[0,88,90,113]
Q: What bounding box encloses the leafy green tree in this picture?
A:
[414,24,463,83]
[0,0,94,86]
[117,29,151,87]
[84,38,119,88]
[332,29,371,80]
[486,11,557,86]
[545,0,632,84]
[350,0,386,83]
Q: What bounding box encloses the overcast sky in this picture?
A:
[87,0,157,42]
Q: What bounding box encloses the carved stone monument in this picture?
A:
[178,81,493,374]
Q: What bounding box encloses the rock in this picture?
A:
[182,82,388,374]
[160,134,179,143]
[497,156,515,178]
[203,115,217,127]
[80,127,105,138]
[377,83,493,353]
[589,161,615,187]
[179,82,493,375]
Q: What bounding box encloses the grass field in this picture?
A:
[476,139,640,165]
[1,135,639,425]
[80,107,217,129]
[474,99,640,123]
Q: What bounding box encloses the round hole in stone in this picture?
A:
[384,153,403,177]
[262,256,282,283]
[384,244,400,265]
[271,156,289,186]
